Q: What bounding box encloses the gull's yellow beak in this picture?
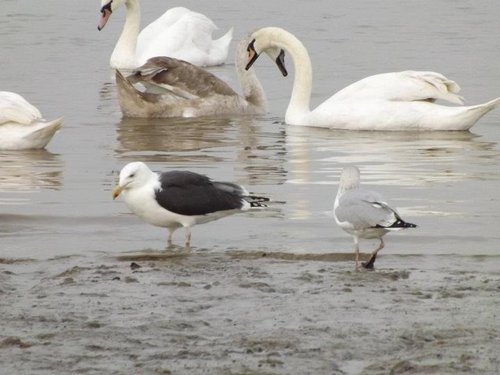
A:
[112,185,123,200]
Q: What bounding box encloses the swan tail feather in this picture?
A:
[465,97,500,112]
[116,70,152,102]
[23,117,63,148]
[483,97,500,110]
[214,27,233,48]
[30,118,63,135]
[201,27,232,66]
[455,97,500,131]
[116,70,161,116]
[116,70,139,98]
[211,27,233,59]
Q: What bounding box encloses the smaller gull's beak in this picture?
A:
[112,185,123,200]
[245,39,260,71]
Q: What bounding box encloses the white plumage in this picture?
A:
[0,92,62,150]
[98,1,233,69]
[112,162,268,247]
[334,166,417,269]
[246,27,500,131]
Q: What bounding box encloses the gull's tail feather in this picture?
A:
[390,219,417,229]
[247,195,270,203]
[245,195,269,208]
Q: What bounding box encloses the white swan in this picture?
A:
[0,92,62,150]
[98,1,233,69]
[245,27,500,131]
[115,37,272,118]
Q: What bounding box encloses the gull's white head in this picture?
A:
[339,166,361,193]
[112,161,154,199]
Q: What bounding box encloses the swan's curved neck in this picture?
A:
[111,0,140,69]
[269,29,313,122]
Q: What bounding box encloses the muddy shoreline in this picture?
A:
[1,251,499,374]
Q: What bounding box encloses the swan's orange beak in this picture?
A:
[245,39,259,70]
[112,185,123,200]
[98,2,113,31]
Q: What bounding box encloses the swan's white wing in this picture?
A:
[137,8,193,56]
[174,11,218,51]
[138,7,217,45]
[137,8,220,66]
[329,71,464,105]
[138,7,195,41]
[0,91,42,125]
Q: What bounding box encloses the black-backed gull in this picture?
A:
[112,162,268,247]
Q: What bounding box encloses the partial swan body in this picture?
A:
[0,92,62,150]
[98,1,232,69]
[246,27,500,131]
[115,37,268,118]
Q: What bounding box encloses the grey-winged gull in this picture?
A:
[112,161,268,247]
[334,166,417,270]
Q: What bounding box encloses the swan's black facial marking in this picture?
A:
[246,40,255,54]
[100,1,113,15]
[275,49,288,77]
[245,39,260,71]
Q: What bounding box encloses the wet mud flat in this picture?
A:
[1,251,499,374]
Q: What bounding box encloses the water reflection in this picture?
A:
[233,119,288,186]
[285,127,499,186]
[115,116,289,185]
[115,116,233,158]
[0,150,63,192]
[98,81,117,109]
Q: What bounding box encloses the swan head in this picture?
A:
[245,35,287,77]
[98,0,126,31]
[98,1,113,30]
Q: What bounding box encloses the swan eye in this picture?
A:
[129,173,135,178]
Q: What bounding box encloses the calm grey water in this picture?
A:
[1,0,499,258]
[1,1,500,373]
